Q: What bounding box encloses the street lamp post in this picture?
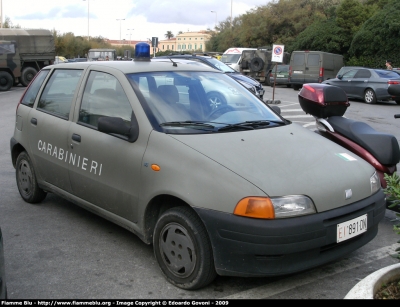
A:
[116,19,125,44]
[83,0,89,40]
[127,28,134,46]
[210,11,217,29]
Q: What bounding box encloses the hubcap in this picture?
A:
[159,222,196,278]
[365,91,373,103]
[18,159,33,197]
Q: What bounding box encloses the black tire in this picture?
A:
[153,207,216,290]
[364,88,377,104]
[0,71,13,91]
[16,151,47,203]
[20,67,38,87]
[286,84,292,88]
[292,85,301,91]
[395,100,400,105]
[249,57,264,72]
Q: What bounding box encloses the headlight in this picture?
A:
[234,195,316,219]
[370,171,380,194]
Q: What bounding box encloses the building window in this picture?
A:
[162,45,164,50]
[200,45,202,50]
[167,45,169,50]
[172,45,174,50]
[195,44,197,50]
[178,44,181,50]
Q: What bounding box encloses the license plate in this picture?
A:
[277,74,285,77]
[294,71,303,74]
[337,214,367,243]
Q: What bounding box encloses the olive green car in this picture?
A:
[10,58,386,290]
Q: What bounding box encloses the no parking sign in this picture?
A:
[272,44,284,63]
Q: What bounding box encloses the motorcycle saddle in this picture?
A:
[327,116,400,166]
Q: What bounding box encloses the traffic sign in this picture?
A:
[272,44,284,63]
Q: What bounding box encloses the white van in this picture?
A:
[221,47,257,71]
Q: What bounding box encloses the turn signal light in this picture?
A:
[234,197,275,219]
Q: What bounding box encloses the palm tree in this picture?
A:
[164,31,174,39]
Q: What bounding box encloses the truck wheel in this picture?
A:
[20,67,38,87]
[153,207,216,290]
[0,71,13,91]
[16,151,47,203]
[249,57,264,72]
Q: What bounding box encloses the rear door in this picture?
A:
[304,53,321,83]
[290,52,306,84]
[350,69,372,98]
[28,68,84,193]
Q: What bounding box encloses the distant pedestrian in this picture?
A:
[386,60,393,70]
[105,56,109,61]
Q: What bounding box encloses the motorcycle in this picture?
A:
[297,83,400,189]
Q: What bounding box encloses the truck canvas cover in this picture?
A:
[0,29,55,59]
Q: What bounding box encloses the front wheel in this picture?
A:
[364,89,377,104]
[16,151,47,203]
[153,207,216,290]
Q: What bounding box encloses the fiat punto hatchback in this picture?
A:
[10,44,385,290]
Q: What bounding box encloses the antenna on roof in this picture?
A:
[169,58,177,67]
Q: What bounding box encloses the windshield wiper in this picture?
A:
[159,121,216,130]
[216,120,284,131]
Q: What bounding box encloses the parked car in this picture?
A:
[54,56,68,64]
[10,51,385,290]
[68,58,87,63]
[0,227,6,299]
[322,68,400,104]
[269,64,290,87]
[155,54,265,99]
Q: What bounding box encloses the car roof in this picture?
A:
[46,60,220,74]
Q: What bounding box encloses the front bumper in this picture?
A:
[194,190,385,277]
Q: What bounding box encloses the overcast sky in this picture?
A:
[1,0,271,42]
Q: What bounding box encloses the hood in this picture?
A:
[228,73,260,86]
[171,124,376,213]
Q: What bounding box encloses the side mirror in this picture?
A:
[271,105,281,115]
[337,75,343,80]
[98,116,139,142]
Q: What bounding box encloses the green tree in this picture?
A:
[348,0,400,67]
[2,16,21,28]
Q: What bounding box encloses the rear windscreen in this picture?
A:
[292,53,305,66]
[307,54,320,66]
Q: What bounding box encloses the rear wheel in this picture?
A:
[16,151,47,203]
[364,89,377,104]
[153,207,216,290]
[292,85,301,90]
[0,71,13,91]
[20,67,38,87]
[395,100,400,105]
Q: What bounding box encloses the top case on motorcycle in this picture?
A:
[327,116,400,166]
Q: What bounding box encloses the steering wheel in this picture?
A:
[207,105,235,121]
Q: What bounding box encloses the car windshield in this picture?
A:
[374,69,400,79]
[127,71,286,134]
[220,54,240,64]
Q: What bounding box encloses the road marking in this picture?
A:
[222,244,398,299]
[280,108,305,112]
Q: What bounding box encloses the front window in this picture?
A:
[127,71,286,134]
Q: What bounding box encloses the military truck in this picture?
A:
[240,47,290,85]
[87,49,117,61]
[0,29,55,91]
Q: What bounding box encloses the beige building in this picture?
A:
[153,30,211,53]
[107,30,211,54]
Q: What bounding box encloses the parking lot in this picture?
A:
[1,84,400,299]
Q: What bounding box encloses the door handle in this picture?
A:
[30,118,37,125]
[72,134,81,142]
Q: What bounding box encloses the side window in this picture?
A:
[79,71,133,128]
[20,70,49,107]
[307,54,320,67]
[38,69,83,118]
[342,69,358,79]
[354,69,371,79]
